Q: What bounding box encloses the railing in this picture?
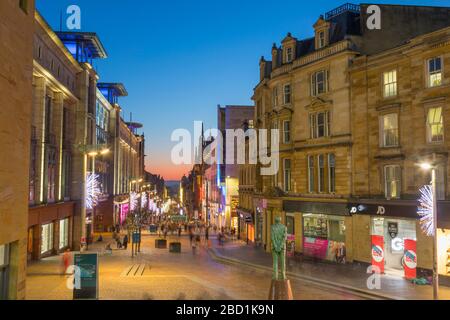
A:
[270,40,352,79]
[325,3,360,20]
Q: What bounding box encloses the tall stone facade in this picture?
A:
[251,4,450,280]
[0,0,35,300]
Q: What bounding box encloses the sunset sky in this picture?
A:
[36,0,447,180]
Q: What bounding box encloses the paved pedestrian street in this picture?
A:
[26,233,364,300]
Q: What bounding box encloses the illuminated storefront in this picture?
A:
[283,201,349,263]
[40,223,54,255]
[303,214,346,263]
[371,217,417,272]
[438,229,450,277]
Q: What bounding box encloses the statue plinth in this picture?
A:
[268,279,293,300]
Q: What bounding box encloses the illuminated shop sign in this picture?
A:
[348,203,417,219]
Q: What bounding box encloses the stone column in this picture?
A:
[71,69,89,250]
[53,92,64,202]
[32,77,47,204]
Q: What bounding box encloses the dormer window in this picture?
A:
[318,31,326,49]
[286,47,293,63]
[314,16,329,50]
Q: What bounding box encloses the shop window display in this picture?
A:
[59,219,69,249]
[371,217,416,271]
[41,223,54,254]
[303,214,346,263]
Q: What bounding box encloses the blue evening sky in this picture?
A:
[36,0,450,180]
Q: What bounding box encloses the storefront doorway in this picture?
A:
[371,217,417,273]
[0,244,9,300]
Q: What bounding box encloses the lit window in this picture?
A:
[308,156,315,193]
[384,165,401,199]
[284,159,292,192]
[283,120,291,143]
[428,57,442,88]
[383,70,397,98]
[311,70,328,96]
[380,113,399,147]
[41,223,54,254]
[283,84,291,105]
[427,107,443,143]
[59,219,69,249]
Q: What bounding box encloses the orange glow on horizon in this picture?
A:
[145,162,191,181]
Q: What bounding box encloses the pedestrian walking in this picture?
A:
[116,235,123,249]
[178,225,182,237]
[205,227,210,248]
[123,234,129,249]
[61,249,71,275]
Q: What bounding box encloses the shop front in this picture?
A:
[349,201,423,278]
[94,195,114,233]
[303,214,347,263]
[28,202,75,260]
[237,208,254,244]
[284,201,349,263]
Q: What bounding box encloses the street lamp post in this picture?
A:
[431,166,439,300]
[78,144,110,252]
[419,154,439,300]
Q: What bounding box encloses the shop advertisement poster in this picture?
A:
[371,235,385,273]
[403,239,417,279]
[287,235,295,257]
[303,237,328,260]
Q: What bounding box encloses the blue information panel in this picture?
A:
[73,253,98,300]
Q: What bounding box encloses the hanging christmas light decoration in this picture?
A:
[141,192,148,209]
[86,173,101,209]
[417,185,434,236]
[130,191,139,212]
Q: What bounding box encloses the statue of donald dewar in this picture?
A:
[271,216,287,280]
[268,216,293,300]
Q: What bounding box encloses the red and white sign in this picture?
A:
[403,239,417,280]
[371,235,385,273]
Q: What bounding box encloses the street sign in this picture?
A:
[73,253,98,300]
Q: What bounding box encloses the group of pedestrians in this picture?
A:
[157,222,185,238]
[189,223,212,254]
[112,230,128,250]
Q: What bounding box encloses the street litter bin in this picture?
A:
[169,242,181,253]
[149,225,157,233]
[155,239,167,249]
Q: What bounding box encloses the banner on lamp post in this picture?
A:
[403,239,417,280]
[371,235,385,274]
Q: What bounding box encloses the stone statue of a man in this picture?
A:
[271,216,287,280]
